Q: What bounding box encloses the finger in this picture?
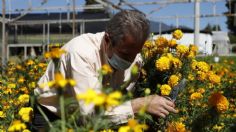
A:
[160,108,169,116]
[164,104,178,114]
[158,113,166,118]
[165,99,175,107]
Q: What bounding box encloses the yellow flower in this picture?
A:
[0,111,6,118]
[188,74,194,81]
[171,57,182,69]
[77,89,122,108]
[172,29,183,40]
[18,76,25,83]
[168,39,177,48]
[26,59,34,66]
[44,48,66,59]
[168,75,180,87]
[101,64,113,75]
[196,61,210,72]
[160,84,172,96]
[18,107,33,122]
[77,89,101,105]
[18,94,30,104]
[208,92,229,113]
[190,92,203,101]
[106,91,122,107]
[54,72,68,88]
[189,44,198,53]
[144,40,153,48]
[166,122,186,132]
[197,71,207,81]
[155,36,168,47]
[118,119,148,132]
[176,45,189,55]
[8,83,16,89]
[155,56,171,71]
[22,129,31,132]
[8,120,27,132]
[208,73,221,84]
[197,88,205,94]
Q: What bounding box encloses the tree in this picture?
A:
[225,1,236,34]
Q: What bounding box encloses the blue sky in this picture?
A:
[0,0,229,31]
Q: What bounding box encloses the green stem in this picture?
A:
[36,105,54,130]
[60,94,66,132]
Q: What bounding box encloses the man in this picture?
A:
[33,10,177,130]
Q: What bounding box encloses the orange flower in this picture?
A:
[208,92,229,113]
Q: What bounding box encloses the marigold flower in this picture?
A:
[18,107,33,122]
[18,94,30,104]
[197,71,207,81]
[171,57,182,69]
[155,56,171,71]
[166,121,186,132]
[190,92,203,101]
[196,61,210,72]
[168,39,177,48]
[208,73,221,84]
[155,36,168,47]
[168,75,180,87]
[172,29,183,40]
[188,74,194,81]
[176,45,189,55]
[189,44,198,53]
[160,84,172,96]
[208,92,229,113]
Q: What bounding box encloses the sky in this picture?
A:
[0,0,229,32]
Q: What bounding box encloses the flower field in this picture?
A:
[0,30,236,132]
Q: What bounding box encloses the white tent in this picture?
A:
[212,31,230,55]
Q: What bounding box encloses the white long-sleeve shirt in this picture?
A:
[34,32,142,124]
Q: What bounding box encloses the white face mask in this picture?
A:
[107,53,132,70]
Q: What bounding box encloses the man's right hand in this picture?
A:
[131,95,178,118]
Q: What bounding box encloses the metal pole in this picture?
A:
[2,0,6,65]
[72,0,76,37]
[194,0,200,46]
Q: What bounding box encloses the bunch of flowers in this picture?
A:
[134,29,235,131]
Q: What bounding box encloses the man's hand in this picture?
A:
[131,95,178,118]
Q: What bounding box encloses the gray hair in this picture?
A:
[105,10,150,47]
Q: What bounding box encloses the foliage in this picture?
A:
[225,1,236,34]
